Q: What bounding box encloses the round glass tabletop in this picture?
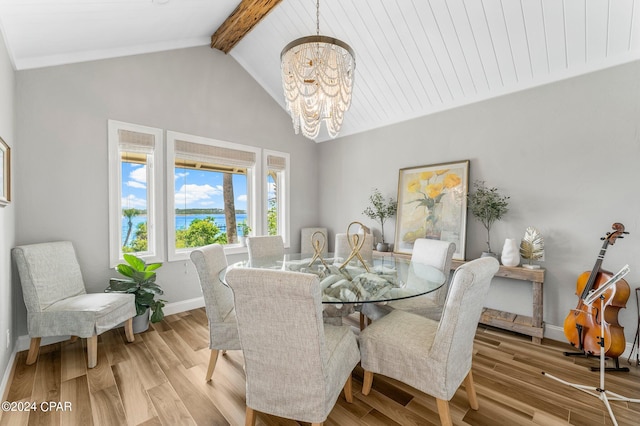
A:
[220,253,446,304]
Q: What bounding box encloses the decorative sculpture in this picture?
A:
[308,230,330,269]
[340,221,371,272]
[520,226,544,269]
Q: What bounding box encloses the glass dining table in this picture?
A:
[219,253,446,320]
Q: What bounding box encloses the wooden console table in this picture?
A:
[374,251,546,344]
[451,259,545,344]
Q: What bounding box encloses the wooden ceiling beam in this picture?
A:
[211,0,282,54]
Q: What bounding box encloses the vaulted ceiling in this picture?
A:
[1,0,639,142]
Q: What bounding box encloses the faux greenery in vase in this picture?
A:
[238,220,252,246]
[106,254,166,324]
[240,220,252,237]
[467,180,510,256]
[363,188,398,252]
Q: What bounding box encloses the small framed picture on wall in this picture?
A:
[0,136,11,207]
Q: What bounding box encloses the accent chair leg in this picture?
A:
[436,398,453,426]
[362,370,374,395]
[245,406,256,426]
[124,317,135,343]
[26,337,41,365]
[87,335,98,369]
[359,313,366,330]
[206,349,220,382]
[343,374,353,403]
[464,370,479,410]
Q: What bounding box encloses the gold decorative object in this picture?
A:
[520,226,544,269]
[308,230,329,269]
[340,221,371,272]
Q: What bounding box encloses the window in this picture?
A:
[109,123,289,263]
[264,150,290,247]
[166,131,261,260]
[108,120,164,267]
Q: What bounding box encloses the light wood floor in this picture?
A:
[1,308,639,426]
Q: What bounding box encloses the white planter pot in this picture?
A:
[132,309,150,333]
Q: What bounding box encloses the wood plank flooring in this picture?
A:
[1,308,639,425]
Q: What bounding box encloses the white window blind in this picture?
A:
[175,139,256,167]
[118,129,155,153]
[267,154,287,171]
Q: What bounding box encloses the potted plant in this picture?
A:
[362,188,397,252]
[105,254,166,333]
[467,180,510,257]
[239,220,252,246]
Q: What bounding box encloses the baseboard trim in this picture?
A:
[1,348,17,402]
[162,296,205,317]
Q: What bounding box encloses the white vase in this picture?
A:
[501,238,520,267]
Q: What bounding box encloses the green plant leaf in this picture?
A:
[134,304,148,316]
[105,279,138,292]
[135,292,155,305]
[138,283,164,295]
[116,264,135,278]
[145,262,162,272]
[131,270,156,284]
[149,299,166,323]
[124,253,146,271]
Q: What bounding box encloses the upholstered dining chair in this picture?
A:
[359,257,499,426]
[300,227,328,255]
[12,241,136,369]
[246,235,284,265]
[226,267,360,426]
[189,244,241,382]
[334,232,374,264]
[361,238,456,322]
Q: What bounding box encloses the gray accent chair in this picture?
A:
[362,238,456,322]
[300,227,328,255]
[334,232,373,264]
[359,257,499,426]
[12,241,136,368]
[246,235,284,265]
[190,244,241,381]
[226,267,360,426]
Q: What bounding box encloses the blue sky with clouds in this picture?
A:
[121,162,248,211]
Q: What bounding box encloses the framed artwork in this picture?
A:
[0,137,10,207]
[394,160,469,260]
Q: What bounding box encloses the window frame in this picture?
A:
[263,149,290,248]
[165,130,262,261]
[107,120,165,267]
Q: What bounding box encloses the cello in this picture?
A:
[563,223,631,359]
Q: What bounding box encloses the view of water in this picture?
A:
[121,213,248,244]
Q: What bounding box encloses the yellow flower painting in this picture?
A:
[394,161,469,259]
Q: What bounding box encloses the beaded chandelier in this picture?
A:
[280,0,355,140]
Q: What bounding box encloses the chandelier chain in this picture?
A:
[316,0,320,36]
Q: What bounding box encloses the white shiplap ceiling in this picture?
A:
[1,0,639,142]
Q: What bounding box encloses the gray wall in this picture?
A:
[14,46,320,336]
[9,43,640,352]
[318,59,640,346]
[0,31,15,391]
